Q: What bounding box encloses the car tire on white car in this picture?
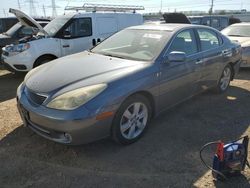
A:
[216,65,232,93]
[112,94,152,145]
[34,56,55,68]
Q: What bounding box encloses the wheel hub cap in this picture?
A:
[120,102,148,140]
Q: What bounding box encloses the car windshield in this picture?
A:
[222,25,250,37]
[5,22,22,36]
[91,29,170,61]
[42,16,70,36]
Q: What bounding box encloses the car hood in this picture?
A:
[9,8,48,36]
[227,36,250,47]
[25,51,149,93]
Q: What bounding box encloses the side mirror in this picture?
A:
[63,30,71,38]
[167,51,186,63]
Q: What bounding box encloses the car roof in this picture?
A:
[230,22,250,26]
[189,15,228,18]
[128,23,214,32]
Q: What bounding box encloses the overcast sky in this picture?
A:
[1,0,250,18]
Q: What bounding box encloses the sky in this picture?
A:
[0,0,250,18]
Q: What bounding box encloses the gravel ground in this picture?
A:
[0,69,249,188]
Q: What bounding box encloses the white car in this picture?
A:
[1,5,143,72]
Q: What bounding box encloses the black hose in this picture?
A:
[199,141,228,180]
[199,136,249,180]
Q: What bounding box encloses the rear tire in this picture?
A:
[215,65,232,93]
[112,94,152,145]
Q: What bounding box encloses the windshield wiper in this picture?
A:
[228,34,245,37]
[101,53,126,59]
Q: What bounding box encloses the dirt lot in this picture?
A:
[0,68,249,188]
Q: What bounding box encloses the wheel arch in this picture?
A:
[121,90,156,118]
[228,62,235,80]
[33,54,58,68]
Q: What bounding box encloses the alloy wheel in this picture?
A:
[220,67,231,91]
[120,102,148,140]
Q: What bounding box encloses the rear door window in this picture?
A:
[168,29,198,56]
[197,29,220,51]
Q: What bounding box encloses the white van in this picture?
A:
[1,5,143,72]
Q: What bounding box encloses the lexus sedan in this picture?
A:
[222,23,250,67]
[17,24,241,145]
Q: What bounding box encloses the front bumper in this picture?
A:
[17,88,115,145]
[1,49,34,72]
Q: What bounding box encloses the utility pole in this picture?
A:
[209,0,214,15]
[43,4,46,18]
[51,0,57,18]
[160,0,162,13]
[27,0,37,17]
[17,0,21,10]
[3,9,7,17]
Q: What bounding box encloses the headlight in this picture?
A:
[17,82,24,98]
[47,84,107,110]
[5,43,30,55]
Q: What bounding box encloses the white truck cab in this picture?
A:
[1,4,144,72]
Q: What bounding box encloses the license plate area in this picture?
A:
[18,104,29,126]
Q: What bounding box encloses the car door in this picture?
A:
[196,28,225,90]
[158,29,203,110]
[60,17,93,56]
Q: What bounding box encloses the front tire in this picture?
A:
[112,94,152,145]
[33,56,55,68]
[215,65,232,93]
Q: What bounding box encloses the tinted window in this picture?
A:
[64,18,92,38]
[201,18,211,26]
[220,18,228,28]
[197,29,220,51]
[211,18,220,29]
[168,30,198,56]
[190,18,201,25]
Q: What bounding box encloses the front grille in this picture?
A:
[25,88,47,105]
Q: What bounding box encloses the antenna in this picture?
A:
[43,4,46,18]
[65,3,145,13]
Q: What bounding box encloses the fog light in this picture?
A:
[64,133,72,142]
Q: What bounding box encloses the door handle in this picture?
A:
[62,44,70,48]
[195,59,203,64]
[222,49,232,56]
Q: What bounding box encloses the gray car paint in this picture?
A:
[17,24,242,144]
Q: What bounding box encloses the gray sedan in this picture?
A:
[17,24,241,145]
